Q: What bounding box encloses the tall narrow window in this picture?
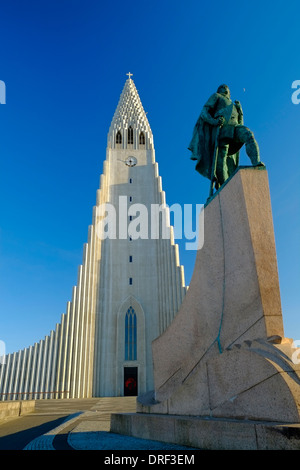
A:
[125,307,137,361]
[116,131,122,144]
[128,126,133,144]
[139,132,145,145]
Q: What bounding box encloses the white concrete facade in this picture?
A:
[0,77,186,400]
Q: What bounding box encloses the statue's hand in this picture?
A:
[234,100,242,110]
[217,116,225,127]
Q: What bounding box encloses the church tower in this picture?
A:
[93,74,186,396]
[0,75,186,400]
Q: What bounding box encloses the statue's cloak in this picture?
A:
[188,108,242,180]
[188,115,218,179]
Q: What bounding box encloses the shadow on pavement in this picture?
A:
[0,415,69,450]
[66,430,198,451]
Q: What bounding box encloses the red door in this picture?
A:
[124,367,138,396]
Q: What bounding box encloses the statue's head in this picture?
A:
[217,84,230,98]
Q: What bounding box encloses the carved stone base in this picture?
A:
[111,167,300,448]
[111,412,300,450]
[140,167,300,423]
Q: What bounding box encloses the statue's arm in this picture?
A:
[200,94,220,126]
[235,100,244,125]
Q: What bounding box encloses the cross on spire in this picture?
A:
[126,72,133,80]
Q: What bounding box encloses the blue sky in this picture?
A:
[0,0,299,354]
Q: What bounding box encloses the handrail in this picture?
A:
[0,390,69,400]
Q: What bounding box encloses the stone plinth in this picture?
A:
[137,167,300,423]
[111,413,300,450]
[111,167,300,449]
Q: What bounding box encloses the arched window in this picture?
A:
[125,306,137,361]
[128,126,133,145]
[116,131,122,144]
[139,132,145,145]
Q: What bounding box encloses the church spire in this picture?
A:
[108,75,153,150]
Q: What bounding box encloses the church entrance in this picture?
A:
[124,367,138,396]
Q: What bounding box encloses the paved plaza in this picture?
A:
[0,397,197,450]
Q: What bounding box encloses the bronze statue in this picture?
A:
[188,84,264,196]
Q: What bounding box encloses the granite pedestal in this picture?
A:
[111,167,300,450]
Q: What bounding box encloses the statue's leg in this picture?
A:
[216,143,229,186]
[234,126,261,165]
